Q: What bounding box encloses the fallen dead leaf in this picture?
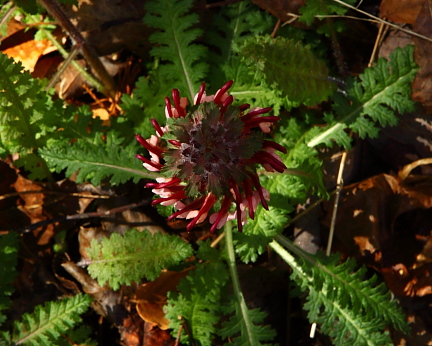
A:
[322,159,432,299]
[3,38,55,72]
[380,0,425,24]
[135,269,193,330]
[412,0,432,112]
[252,0,306,24]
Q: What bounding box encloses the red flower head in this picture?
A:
[136,81,286,233]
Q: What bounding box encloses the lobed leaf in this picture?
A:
[308,45,418,148]
[2,294,92,346]
[144,0,208,100]
[166,243,229,345]
[219,299,276,345]
[87,229,193,290]
[40,131,158,185]
[271,238,410,345]
[238,35,337,106]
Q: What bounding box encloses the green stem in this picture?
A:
[224,222,256,344]
[269,237,306,277]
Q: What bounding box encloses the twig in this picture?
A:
[37,0,117,98]
[0,189,111,201]
[326,150,348,256]
[368,20,389,68]
[13,199,152,233]
[331,0,432,44]
[398,157,432,181]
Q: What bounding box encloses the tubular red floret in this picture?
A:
[214,80,234,104]
[243,116,280,129]
[195,82,206,105]
[230,180,244,232]
[263,140,287,154]
[167,196,205,221]
[168,139,181,147]
[249,173,269,210]
[172,89,186,117]
[135,134,164,156]
[253,151,287,173]
[242,178,255,219]
[186,193,218,232]
[152,191,187,206]
[135,154,163,170]
[151,118,164,137]
[238,103,250,112]
[241,107,272,122]
[210,194,232,233]
[165,97,174,118]
[146,177,182,189]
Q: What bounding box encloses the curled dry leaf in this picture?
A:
[380,0,424,24]
[321,159,432,298]
[135,269,193,330]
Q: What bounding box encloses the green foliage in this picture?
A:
[238,35,337,106]
[87,229,193,290]
[237,115,328,263]
[299,0,357,36]
[0,53,53,179]
[205,2,274,90]
[144,0,208,100]
[1,294,92,346]
[0,1,415,344]
[121,71,171,139]
[271,238,410,345]
[0,232,19,326]
[308,45,418,148]
[40,131,157,185]
[166,242,230,345]
[219,299,276,345]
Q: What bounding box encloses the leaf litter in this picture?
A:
[2,0,432,344]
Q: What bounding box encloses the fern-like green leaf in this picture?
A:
[1,294,92,346]
[271,238,410,345]
[308,45,418,148]
[86,229,193,290]
[121,71,171,139]
[298,0,357,36]
[0,53,53,179]
[40,131,158,185]
[166,242,229,345]
[0,232,19,326]
[219,299,276,345]
[205,2,274,89]
[299,0,356,25]
[144,0,208,100]
[230,67,294,116]
[238,35,336,106]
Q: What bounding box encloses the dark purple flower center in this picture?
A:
[164,102,262,197]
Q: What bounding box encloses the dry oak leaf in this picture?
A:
[380,0,425,24]
[135,269,192,330]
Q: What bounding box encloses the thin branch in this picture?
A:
[326,150,347,256]
[37,0,117,98]
[14,199,153,233]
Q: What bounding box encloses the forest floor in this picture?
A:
[1,0,432,345]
